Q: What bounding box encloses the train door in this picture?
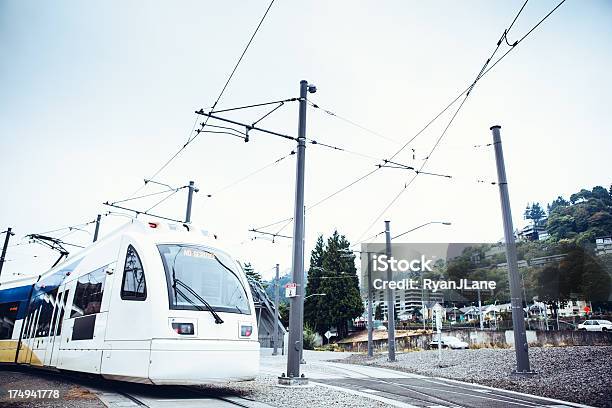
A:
[44,285,68,367]
[49,287,69,367]
[32,289,57,366]
[59,263,115,373]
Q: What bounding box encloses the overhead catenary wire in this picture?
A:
[145,188,184,213]
[112,187,178,205]
[273,217,294,236]
[207,150,296,197]
[306,99,400,144]
[353,0,564,243]
[252,5,538,234]
[254,0,564,243]
[122,0,278,200]
[210,98,298,115]
[36,219,97,236]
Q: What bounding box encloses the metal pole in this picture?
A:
[300,205,306,364]
[273,263,280,356]
[384,220,396,362]
[185,181,198,223]
[491,125,532,374]
[422,280,426,330]
[367,252,374,357]
[93,214,102,243]
[437,310,442,366]
[285,80,311,381]
[0,228,14,280]
[477,286,484,331]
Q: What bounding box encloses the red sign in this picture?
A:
[584,306,591,313]
[285,283,297,298]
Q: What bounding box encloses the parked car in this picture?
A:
[577,319,612,331]
[429,336,469,349]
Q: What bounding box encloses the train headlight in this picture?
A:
[171,322,195,335]
[240,324,253,338]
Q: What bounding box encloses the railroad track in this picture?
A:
[4,365,259,408]
[309,361,548,408]
[105,384,259,408]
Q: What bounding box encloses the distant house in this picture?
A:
[595,236,612,255]
[517,219,549,241]
[532,299,591,317]
[421,301,445,321]
[445,306,464,322]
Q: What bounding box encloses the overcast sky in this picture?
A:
[1,0,611,282]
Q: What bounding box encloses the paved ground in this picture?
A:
[340,346,611,408]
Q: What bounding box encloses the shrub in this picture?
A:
[303,325,317,350]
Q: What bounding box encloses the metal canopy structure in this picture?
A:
[247,277,286,350]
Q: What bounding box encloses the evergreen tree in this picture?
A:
[318,231,364,338]
[524,202,546,232]
[303,231,364,339]
[243,262,263,283]
[547,196,569,213]
[547,185,612,241]
[374,303,383,320]
[304,236,326,332]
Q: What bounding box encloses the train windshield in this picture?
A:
[158,244,251,314]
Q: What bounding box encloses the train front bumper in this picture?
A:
[148,339,260,385]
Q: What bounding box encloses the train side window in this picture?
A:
[50,291,64,336]
[121,245,147,300]
[23,308,34,339]
[0,302,19,340]
[22,314,30,339]
[70,267,106,318]
[35,289,58,337]
[56,290,69,336]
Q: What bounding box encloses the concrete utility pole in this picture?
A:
[384,220,396,362]
[93,214,102,243]
[0,228,15,280]
[185,181,199,223]
[283,80,315,384]
[491,125,532,374]
[273,263,280,356]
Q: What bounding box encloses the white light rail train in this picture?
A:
[0,220,259,384]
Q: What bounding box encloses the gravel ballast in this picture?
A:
[0,369,104,408]
[340,345,612,408]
